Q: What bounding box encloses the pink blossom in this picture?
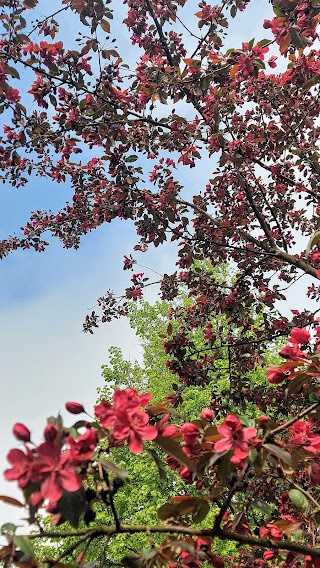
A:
[68,430,97,461]
[4,447,34,488]
[112,409,158,454]
[181,423,200,445]
[289,327,311,344]
[95,389,157,454]
[32,442,82,503]
[289,420,320,453]
[214,415,257,464]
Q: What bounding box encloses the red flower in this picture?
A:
[279,343,305,360]
[113,409,158,454]
[95,388,152,428]
[95,388,157,453]
[311,460,320,485]
[289,327,311,344]
[214,415,258,464]
[289,420,320,453]
[68,430,97,461]
[260,523,283,540]
[4,447,34,488]
[32,442,82,503]
[94,399,115,427]
[156,414,177,437]
[13,423,31,443]
[5,87,20,103]
[268,55,277,68]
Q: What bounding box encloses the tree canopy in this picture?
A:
[1,0,320,566]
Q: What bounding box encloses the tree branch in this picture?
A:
[264,402,320,442]
[26,523,320,558]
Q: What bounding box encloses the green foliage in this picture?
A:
[94,298,280,562]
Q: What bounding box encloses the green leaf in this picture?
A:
[258,39,270,47]
[142,549,157,561]
[286,373,307,396]
[157,502,177,520]
[13,536,34,557]
[288,489,309,513]
[239,416,255,428]
[290,28,307,49]
[7,67,20,79]
[264,443,292,465]
[273,6,285,16]
[252,498,272,516]
[230,5,237,17]
[147,448,168,482]
[309,392,320,403]
[99,458,129,480]
[192,499,210,523]
[253,59,265,70]
[1,523,18,535]
[302,76,320,92]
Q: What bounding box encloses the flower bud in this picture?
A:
[44,423,58,442]
[201,408,214,422]
[65,402,85,414]
[267,369,286,384]
[30,492,42,507]
[13,423,31,442]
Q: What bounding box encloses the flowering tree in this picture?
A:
[2,0,320,565]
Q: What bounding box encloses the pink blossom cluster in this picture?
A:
[5,422,96,509]
[95,388,158,454]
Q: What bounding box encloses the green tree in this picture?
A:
[95,297,279,562]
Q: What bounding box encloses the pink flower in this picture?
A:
[268,55,277,68]
[113,409,158,454]
[5,87,20,103]
[279,343,305,360]
[289,327,311,344]
[32,442,82,503]
[13,423,31,443]
[4,447,34,488]
[94,399,115,427]
[68,430,97,462]
[260,523,283,540]
[214,415,257,464]
[311,460,320,485]
[156,414,177,437]
[181,423,200,445]
[289,420,320,453]
[95,388,157,454]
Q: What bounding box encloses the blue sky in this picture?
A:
[0,0,280,525]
